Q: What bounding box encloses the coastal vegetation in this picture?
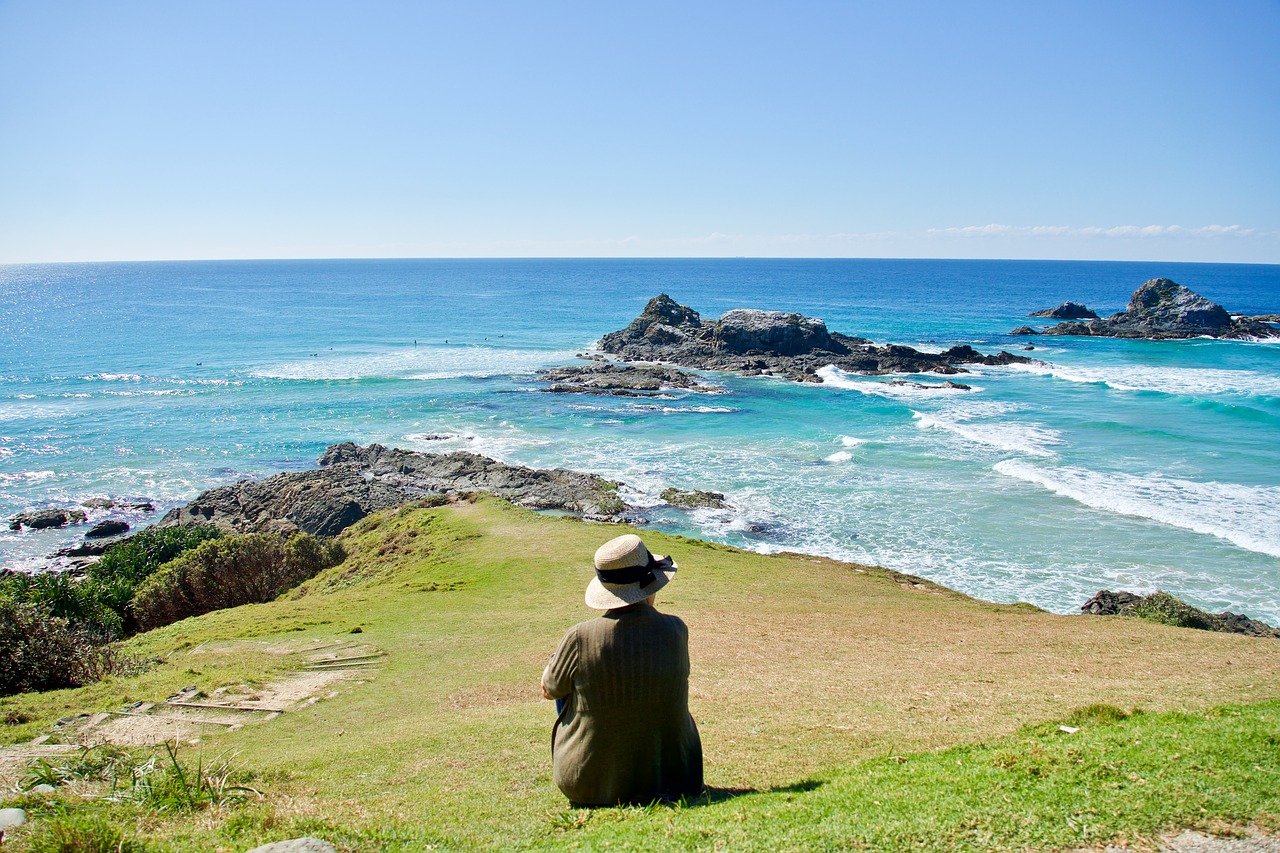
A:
[1,497,1277,850]
[0,526,341,697]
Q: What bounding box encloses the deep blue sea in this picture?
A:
[2,259,1278,622]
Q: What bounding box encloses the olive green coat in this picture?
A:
[542,603,703,805]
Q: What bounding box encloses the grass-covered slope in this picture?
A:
[4,496,1279,851]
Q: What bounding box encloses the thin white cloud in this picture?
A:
[928,223,1260,239]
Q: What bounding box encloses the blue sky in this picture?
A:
[1,1,1277,263]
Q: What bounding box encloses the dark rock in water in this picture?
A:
[82,497,115,509]
[1247,313,1280,323]
[1029,301,1098,320]
[122,501,155,512]
[1039,279,1280,340]
[537,363,708,396]
[599,294,1032,381]
[55,536,127,558]
[9,509,87,531]
[887,379,971,391]
[157,442,631,536]
[1082,589,1279,638]
[1009,326,1040,336]
[85,519,130,539]
[660,487,728,510]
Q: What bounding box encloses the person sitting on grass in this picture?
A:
[541,533,703,806]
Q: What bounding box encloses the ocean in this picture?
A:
[2,258,1278,623]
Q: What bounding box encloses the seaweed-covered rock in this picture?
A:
[661,487,728,509]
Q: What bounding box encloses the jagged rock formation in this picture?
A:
[1082,589,1279,638]
[1029,302,1098,320]
[157,442,632,536]
[1032,279,1279,340]
[600,295,1031,382]
[537,363,710,396]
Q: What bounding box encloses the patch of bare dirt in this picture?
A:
[0,639,384,786]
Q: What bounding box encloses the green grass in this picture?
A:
[3,496,1278,851]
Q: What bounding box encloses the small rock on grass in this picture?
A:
[244,838,338,853]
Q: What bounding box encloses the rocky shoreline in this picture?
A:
[9,443,1278,640]
[598,294,1033,382]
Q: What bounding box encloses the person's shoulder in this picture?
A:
[654,609,689,634]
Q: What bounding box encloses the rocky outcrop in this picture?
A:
[1029,302,1098,320]
[537,363,710,396]
[85,520,130,539]
[1082,589,1279,638]
[157,443,632,536]
[600,295,1031,381]
[660,487,728,510]
[9,509,87,531]
[1034,280,1279,340]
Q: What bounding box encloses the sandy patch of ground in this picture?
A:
[0,639,383,786]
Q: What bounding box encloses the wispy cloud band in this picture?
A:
[927,223,1260,238]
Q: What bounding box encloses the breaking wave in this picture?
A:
[994,460,1280,559]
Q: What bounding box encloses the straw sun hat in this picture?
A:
[585,534,678,610]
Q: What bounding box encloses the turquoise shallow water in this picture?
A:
[2,259,1278,621]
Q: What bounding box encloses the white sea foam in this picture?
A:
[994,460,1280,559]
[838,435,867,447]
[824,451,854,463]
[82,373,144,382]
[816,365,977,397]
[912,410,1064,458]
[0,470,56,483]
[636,405,738,415]
[253,346,580,381]
[1005,361,1280,397]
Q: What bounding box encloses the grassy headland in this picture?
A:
[3,496,1278,851]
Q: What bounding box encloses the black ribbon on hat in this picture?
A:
[596,555,664,589]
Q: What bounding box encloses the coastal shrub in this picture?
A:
[0,569,122,638]
[131,532,345,631]
[1127,590,1220,631]
[85,524,225,633]
[0,601,112,696]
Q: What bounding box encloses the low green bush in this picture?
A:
[85,524,225,634]
[0,525,223,640]
[1127,590,1219,631]
[0,601,114,696]
[131,533,345,631]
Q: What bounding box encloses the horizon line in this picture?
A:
[4,255,1279,268]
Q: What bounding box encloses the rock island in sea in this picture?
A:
[1015,278,1280,340]
[595,294,1032,382]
